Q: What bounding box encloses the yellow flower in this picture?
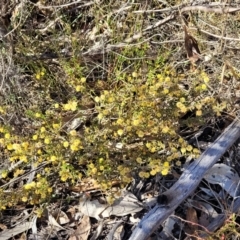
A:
[107,96,114,103]
[63,141,69,148]
[163,162,169,167]
[24,183,32,190]
[117,129,123,136]
[94,96,100,103]
[144,172,150,178]
[100,94,105,101]
[40,127,46,133]
[180,97,185,103]
[181,148,186,154]
[36,73,41,80]
[44,138,50,144]
[193,148,200,154]
[137,130,144,138]
[180,105,187,113]
[98,158,104,164]
[201,84,207,90]
[63,103,70,110]
[22,197,28,202]
[63,100,78,111]
[117,118,124,125]
[72,139,81,146]
[89,163,94,169]
[52,123,60,130]
[132,72,138,78]
[19,155,28,162]
[91,168,97,174]
[161,169,169,175]
[165,77,170,82]
[150,147,156,153]
[61,175,68,182]
[1,171,7,178]
[202,73,209,83]
[12,143,21,150]
[69,130,77,136]
[10,156,17,161]
[50,156,57,162]
[30,181,36,188]
[186,145,193,151]
[32,135,38,140]
[136,157,143,164]
[35,208,43,218]
[132,119,140,126]
[75,85,83,92]
[150,169,156,176]
[54,103,59,109]
[4,133,10,139]
[70,144,79,151]
[69,101,78,111]
[80,77,86,83]
[97,113,103,121]
[163,88,169,94]
[178,138,184,143]
[196,110,202,116]
[146,142,151,148]
[22,142,29,149]
[7,144,13,150]
[0,106,5,113]
[176,102,182,108]
[35,112,41,118]
[162,126,169,133]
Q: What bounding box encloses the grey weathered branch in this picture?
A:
[129,117,240,240]
[181,6,240,14]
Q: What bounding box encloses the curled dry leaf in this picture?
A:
[48,214,65,231]
[204,163,240,197]
[69,215,91,240]
[78,191,143,220]
[0,217,37,240]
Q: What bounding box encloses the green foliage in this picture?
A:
[207,214,240,239]
[0,0,233,212]
[0,41,225,209]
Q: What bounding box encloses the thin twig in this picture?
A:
[0,162,49,189]
[200,29,240,41]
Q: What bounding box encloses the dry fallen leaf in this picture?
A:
[204,163,240,197]
[78,191,143,220]
[48,214,65,231]
[186,207,198,235]
[0,217,37,240]
[57,210,70,225]
[69,215,91,240]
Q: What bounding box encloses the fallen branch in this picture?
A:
[181,6,240,14]
[129,117,240,240]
